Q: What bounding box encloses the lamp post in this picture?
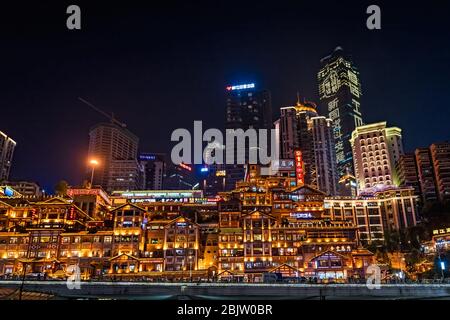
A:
[89,159,99,187]
[189,256,193,282]
[438,255,445,281]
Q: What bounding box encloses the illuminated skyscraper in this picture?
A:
[224,83,272,191]
[0,131,16,182]
[318,47,363,192]
[225,83,272,131]
[276,99,337,195]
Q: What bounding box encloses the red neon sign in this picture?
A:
[179,163,192,171]
[294,150,304,186]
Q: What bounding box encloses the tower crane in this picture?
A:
[78,97,127,128]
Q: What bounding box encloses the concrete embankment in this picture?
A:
[1,281,449,299]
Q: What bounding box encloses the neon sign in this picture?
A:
[216,170,226,177]
[179,163,192,171]
[139,154,156,161]
[294,150,304,186]
[226,83,255,91]
[290,212,313,219]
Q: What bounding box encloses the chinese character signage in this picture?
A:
[294,150,304,186]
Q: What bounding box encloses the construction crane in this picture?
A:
[78,97,127,128]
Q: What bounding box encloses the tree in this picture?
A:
[54,180,69,196]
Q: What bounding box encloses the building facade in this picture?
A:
[318,47,363,188]
[224,83,272,191]
[0,163,421,281]
[430,142,450,202]
[324,186,418,245]
[108,159,144,191]
[396,153,421,198]
[0,131,16,182]
[139,153,166,190]
[415,147,438,203]
[88,122,139,192]
[3,181,43,197]
[350,122,404,193]
[276,101,337,195]
[310,116,338,195]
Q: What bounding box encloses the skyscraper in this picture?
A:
[0,131,16,182]
[415,147,438,203]
[310,116,338,195]
[225,83,272,132]
[224,83,272,191]
[396,153,421,198]
[429,142,450,202]
[139,153,166,190]
[350,122,404,193]
[88,122,139,192]
[318,47,363,188]
[276,99,337,195]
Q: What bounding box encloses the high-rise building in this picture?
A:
[278,101,318,187]
[318,47,363,185]
[430,142,450,202]
[276,100,337,195]
[0,131,16,182]
[163,163,198,190]
[88,123,139,192]
[385,127,404,185]
[224,83,272,191]
[396,153,421,198]
[139,153,166,190]
[310,116,338,195]
[225,83,272,132]
[350,122,404,193]
[202,164,227,197]
[415,147,438,203]
[108,159,144,191]
[278,100,317,160]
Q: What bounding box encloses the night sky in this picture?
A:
[1,1,450,193]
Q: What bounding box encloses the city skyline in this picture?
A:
[1,2,450,192]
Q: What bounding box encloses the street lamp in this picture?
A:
[438,255,445,281]
[89,159,99,187]
[189,256,193,282]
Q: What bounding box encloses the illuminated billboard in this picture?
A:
[294,150,304,186]
[226,83,255,91]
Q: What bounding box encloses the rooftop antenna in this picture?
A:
[78,97,127,128]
